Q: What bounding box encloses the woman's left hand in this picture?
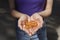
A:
[30,13,44,35]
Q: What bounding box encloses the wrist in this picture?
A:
[11,10,24,19]
[38,10,52,17]
[34,13,43,18]
[38,13,43,17]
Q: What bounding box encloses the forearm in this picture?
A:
[38,0,53,17]
[9,0,23,19]
[11,10,24,19]
[38,9,52,17]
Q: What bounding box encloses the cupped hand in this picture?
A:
[30,13,44,35]
[18,14,31,35]
[18,13,44,36]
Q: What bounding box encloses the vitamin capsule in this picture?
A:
[25,20,38,29]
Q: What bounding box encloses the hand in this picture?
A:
[30,13,44,35]
[18,13,44,36]
[18,14,30,35]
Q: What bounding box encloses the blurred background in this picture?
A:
[0,0,60,40]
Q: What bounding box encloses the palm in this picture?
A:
[18,13,43,36]
[18,15,32,36]
[30,13,44,35]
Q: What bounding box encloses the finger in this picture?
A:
[29,27,36,35]
[31,23,42,35]
[28,16,31,22]
[18,16,28,30]
[22,25,32,36]
[31,13,43,21]
[33,22,43,33]
[29,29,33,36]
[23,25,29,34]
[26,29,32,36]
[31,13,40,19]
[32,27,38,35]
[18,18,23,30]
[32,16,44,27]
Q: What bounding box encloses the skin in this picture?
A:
[38,0,53,17]
[9,0,53,36]
[9,0,53,18]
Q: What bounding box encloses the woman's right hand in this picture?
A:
[12,10,31,35]
[18,14,31,35]
[18,14,28,29]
